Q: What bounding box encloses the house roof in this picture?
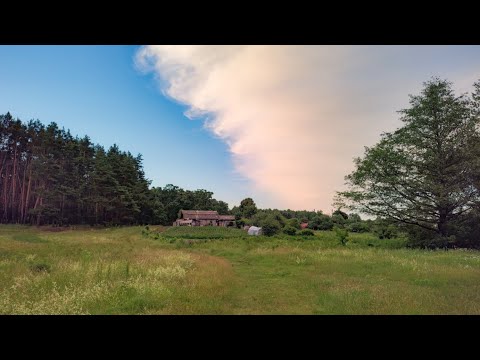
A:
[218,215,235,221]
[180,210,219,220]
[179,210,236,221]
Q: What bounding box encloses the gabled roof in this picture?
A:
[179,210,236,221]
[180,210,219,220]
[218,215,235,221]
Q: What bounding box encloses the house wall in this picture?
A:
[178,217,234,227]
[191,219,215,226]
[174,220,192,226]
[189,219,226,226]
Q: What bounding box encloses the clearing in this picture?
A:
[0,225,479,314]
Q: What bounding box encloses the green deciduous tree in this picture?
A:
[338,78,480,247]
[239,197,258,218]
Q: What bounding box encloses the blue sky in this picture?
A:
[1,45,479,212]
[0,45,252,208]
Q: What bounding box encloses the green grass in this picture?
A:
[162,226,248,239]
[12,233,48,243]
[0,225,479,314]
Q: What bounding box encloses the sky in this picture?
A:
[1,45,479,213]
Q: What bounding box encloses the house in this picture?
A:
[173,210,235,227]
[300,222,309,229]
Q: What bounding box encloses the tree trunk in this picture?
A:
[3,167,9,222]
[11,142,18,222]
[438,209,448,237]
[19,164,27,223]
[33,194,41,226]
[23,166,32,224]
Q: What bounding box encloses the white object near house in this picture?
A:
[248,226,262,236]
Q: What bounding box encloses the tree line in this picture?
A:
[230,197,377,237]
[0,112,229,226]
[150,185,229,225]
[0,113,153,225]
[0,110,394,240]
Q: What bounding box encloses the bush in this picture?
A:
[404,211,480,249]
[236,218,252,228]
[236,218,245,228]
[252,213,282,236]
[448,212,480,249]
[334,227,349,246]
[283,226,297,236]
[405,227,447,249]
[286,218,301,229]
[141,226,150,236]
[272,211,288,228]
[308,215,334,230]
[299,229,314,236]
[373,223,398,239]
[332,214,346,227]
[262,220,281,236]
[347,221,370,233]
[404,223,457,249]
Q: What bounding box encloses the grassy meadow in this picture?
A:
[1,225,479,314]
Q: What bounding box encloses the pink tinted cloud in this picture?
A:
[135,45,480,211]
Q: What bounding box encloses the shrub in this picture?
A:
[299,229,314,236]
[141,226,151,237]
[347,221,370,233]
[252,213,282,236]
[334,227,349,246]
[404,225,456,249]
[283,226,297,236]
[272,211,288,228]
[242,218,252,226]
[373,223,398,239]
[308,215,333,230]
[236,218,245,228]
[403,211,480,249]
[286,218,301,229]
[332,214,346,227]
[447,212,480,249]
[261,217,281,236]
[236,218,252,228]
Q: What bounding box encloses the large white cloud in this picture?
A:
[135,45,480,212]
